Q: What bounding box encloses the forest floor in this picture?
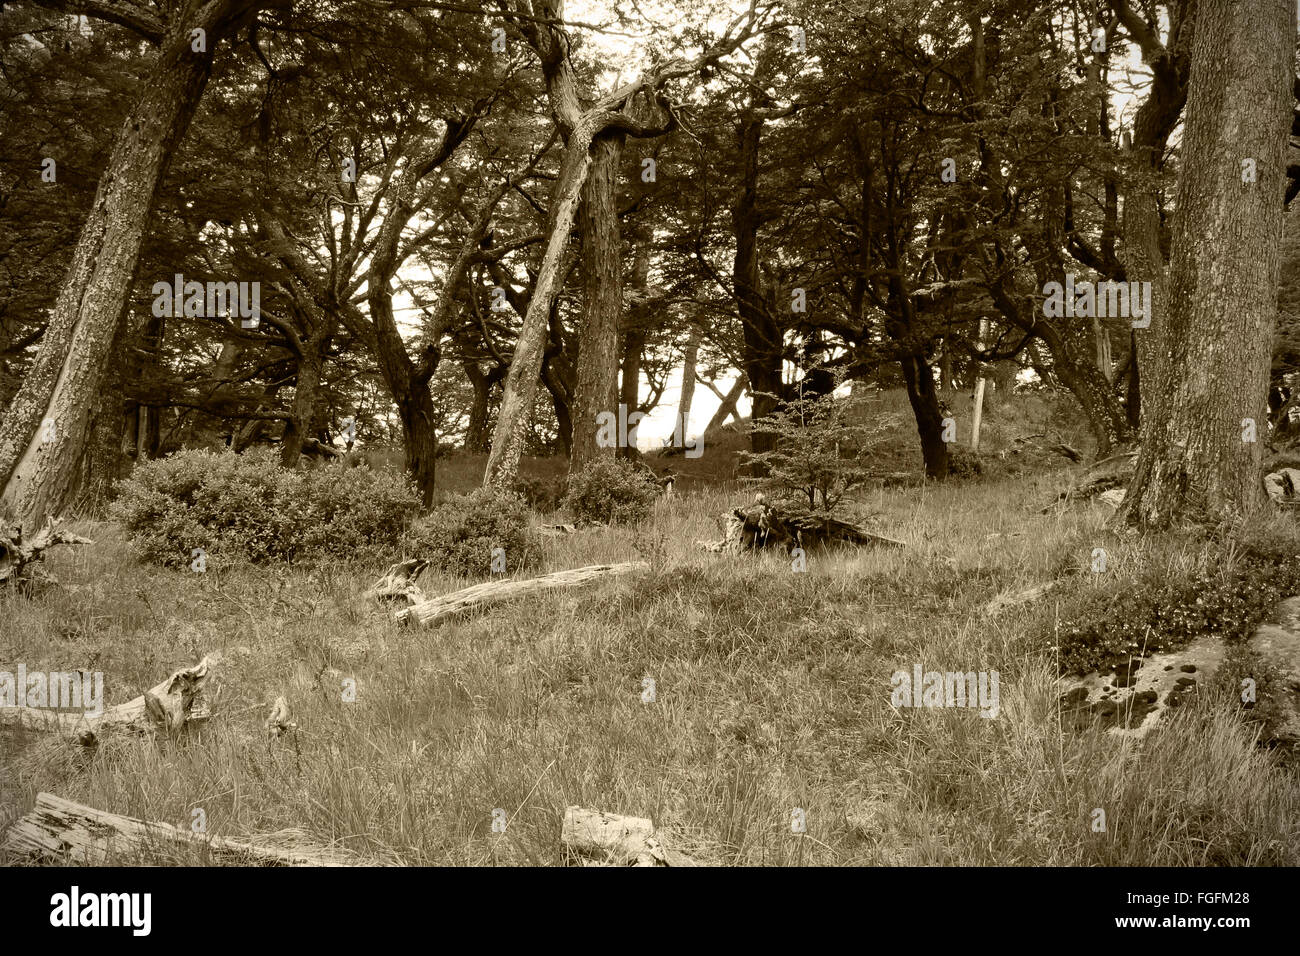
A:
[4,439,1300,864]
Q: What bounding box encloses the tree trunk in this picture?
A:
[0,15,224,525]
[463,360,501,453]
[1119,0,1292,527]
[676,327,701,438]
[569,133,624,474]
[280,345,324,467]
[900,353,948,479]
[485,115,605,491]
[704,375,746,432]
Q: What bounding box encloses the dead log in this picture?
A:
[0,792,355,866]
[699,498,905,553]
[1041,449,1138,512]
[560,806,701,867]
[0,518,94,589]
[363,558,429,605]
[396,562,649,627]
[0,655,216,745]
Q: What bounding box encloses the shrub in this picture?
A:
[562,456,658,525]
[110,448,419,567]
[511,474,562,514]
[406,487,537,577]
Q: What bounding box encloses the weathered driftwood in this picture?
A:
[0,519,94,588]
[0,656,216,744]
[560,806,700,867]
[363,558,429,605]
[699,498,905,553]
[396,562,650,627]
[265,696,296,739]
[0,792,353,866]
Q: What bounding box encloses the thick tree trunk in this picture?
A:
[0,15,223,525]
[899,353,948,479]
[280,345,324,467]
[732,114,785,460]
[463,360,502,453]
[569,134,624,474]
[1119,0,1292,527]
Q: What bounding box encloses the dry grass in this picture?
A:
[3,457,1298,866]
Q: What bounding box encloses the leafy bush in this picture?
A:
[562,456,659,525]
[406,487,537,577]
[111,448,419,567]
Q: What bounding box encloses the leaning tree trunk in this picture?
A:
[899,352,949,479]
[568,133,624,475]
[1118,0,1293,527]
[0,14,224,526]
[485,113,608,492]
[705,375,747,432]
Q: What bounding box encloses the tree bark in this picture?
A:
[1118,0,1293,527]
[485,117,603,491]
[676,327,701,438]
[0,3,254,524]
[569,133,624,474]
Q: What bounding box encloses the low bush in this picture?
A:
[1053,526,1300,675]
[406,487,537,577]
[561,456,658,525]
[110,448,419,567]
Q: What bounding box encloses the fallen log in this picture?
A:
[1042,450,1137,512]
[396,562,649,627]
[363,558,429,605]
[699,497,905,553]
[0,656,217,745]
[560,806,701,867]
[0,792,355,866]
[0,518,94,588]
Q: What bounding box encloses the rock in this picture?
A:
[560,806,701,867]
[1098,488,1126,509]
[1243,596,1300,746]
[1059,635,1226,737]
[1264,468,1300,503]
[1059,595,1300,748]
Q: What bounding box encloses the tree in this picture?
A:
[1117,0,1294,526]
[0,0,286,525]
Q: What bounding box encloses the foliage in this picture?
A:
[1054,526,1300,675]
[561,456,659,525]
[406,487,537,578]
[110,448,419,567]
[739,384,896,512]
[511,475,562,514]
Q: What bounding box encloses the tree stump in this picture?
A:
[0,519,94,590]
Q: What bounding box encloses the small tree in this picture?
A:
[738,380,894,513]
